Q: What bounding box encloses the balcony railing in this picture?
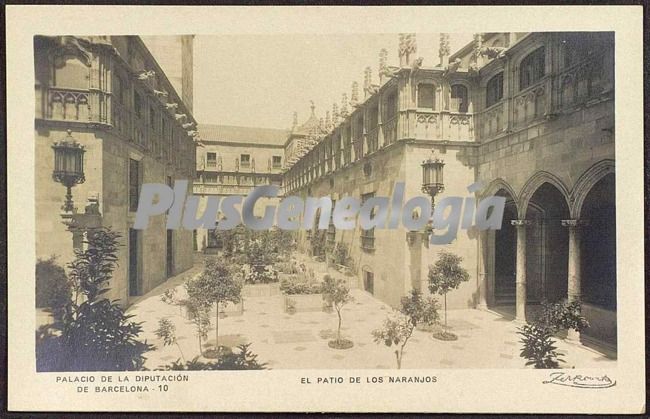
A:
[367,128,379,154]
[409,110,474,141]
[512,80,548,128]
[47,87,90,122]
[382,116,398,146]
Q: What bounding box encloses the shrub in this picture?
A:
[280,276,322,295]
[156,344,267,370]
[155,318,186,362]
[517,300,589,369]
[400,289,439,329]
[36,228,152,372]
[35,256,71,314]
[518,323,563,369]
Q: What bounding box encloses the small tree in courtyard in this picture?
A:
[155,317,186,362]
[427,251,470,340]
[400,288,439,330]
[188,258,243,354]
[321,275,354,349]
[372,313,414,369]
[181,290,211,357]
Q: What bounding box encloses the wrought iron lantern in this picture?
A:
[51,130,86,213]
[421,150,445,207]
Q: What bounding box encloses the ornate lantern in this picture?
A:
[421,150,445,207]
[51,130,86,213]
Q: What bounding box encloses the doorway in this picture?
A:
[363,271,374,295]
[128,228,140,297]
[166,230,174,278]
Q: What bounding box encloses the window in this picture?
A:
[385,91,398,120]
[114,74,125,104]
[360,192,376,251]
[134,91,143,118]
[149,106,156,129]
[272,155,282,168]
[369,105,379,128]
[451,84,469,113]
[207,152,217,168]
[129,158,141,212]
[417,84,435,109]
[486,73,504,108]
[519,47,545,90]
[240,154,250,167]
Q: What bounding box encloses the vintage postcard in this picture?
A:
[6,5,645,414]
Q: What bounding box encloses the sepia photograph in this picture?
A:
[6,5,645,414]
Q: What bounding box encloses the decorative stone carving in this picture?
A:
[410,57,423,79]
[398,33,417,67]
[416,114,437,124]
[439,33,451,63]
[480,46,507,60]
[363,67,378,96]
[470,33,483,73]
[340,93,349,118]
[138,70,155,80]
[351,82,359,106]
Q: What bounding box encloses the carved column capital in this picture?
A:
[511,219,531,227]
[561,219,589,228]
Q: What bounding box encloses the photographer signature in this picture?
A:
[542,372,616,389]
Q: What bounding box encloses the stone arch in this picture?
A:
[481,178,520,217]
[570,159,615,219]
[518,171,570,219]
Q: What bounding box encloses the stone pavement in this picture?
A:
[129,258,616,370]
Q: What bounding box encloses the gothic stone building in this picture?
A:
[283,32,615,354]
[193,124,288,251]
[34,35,197,304]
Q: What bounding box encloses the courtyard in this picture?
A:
[129,255,614,371]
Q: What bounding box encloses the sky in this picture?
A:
[193,34,473,130]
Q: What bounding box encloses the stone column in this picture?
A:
[562,219,584,342]
[477,229,488,310]
[511,219,530,322]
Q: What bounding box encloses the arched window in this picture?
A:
[486,73,503,108]
[417,83,435,109]
[519,47,545,90]
[451,84,469,113]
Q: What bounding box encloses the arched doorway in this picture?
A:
[492,188,517,306]
[525,182,570,304]
[579,173,616,350]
